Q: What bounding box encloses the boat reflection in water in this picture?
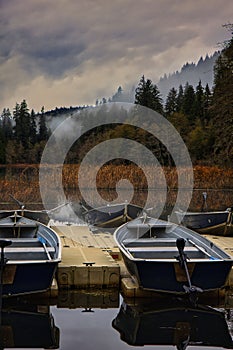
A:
[0,301,59,349]
[112,298,233,349]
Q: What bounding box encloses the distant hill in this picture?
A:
[41,51,220,114]
[157,51,220,99]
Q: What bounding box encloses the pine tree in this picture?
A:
[194,80,204,120]
[38,106,49,141]
[203,84,212,123]
[182,83,196,122]
[13,102,21,141]
[112,86,123,102]
[211,31,233,164]
[1,108,13,140]
[30,109,37,144]
[13,100,31,148]
[135,75,163,113]
[176,85,184,112]
[165,88,177,116]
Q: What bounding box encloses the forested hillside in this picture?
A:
[158,52,220,98]
[0,33,232,167]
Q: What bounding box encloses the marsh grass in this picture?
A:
[0,164,232,210]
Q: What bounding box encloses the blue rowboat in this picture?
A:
[81,202,144,228]
[114,215,233,296]
[0,209,50,225]
[0,212,61,297]
[175,208,233,236]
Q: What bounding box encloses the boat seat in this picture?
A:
[128,245,210,259]
[127,222,173,229]
[123,238,178,247]
[128,246,199,252]
[9,238,43,247]
[4,247,55,253]
[4,245,56,261]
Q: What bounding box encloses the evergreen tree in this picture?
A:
[176,85,184,112]
[1,108,13,140]
[135,75,163,113]
[30,109,37,144]
[13,103,21,141]
[203,84,212,123]
[165,88,177,116]
[182,83,196,122]
[13,100,31,148]
[194,81,204,121]
[112,86,123,102]
[38,106,49,141]
[211,31,233,164]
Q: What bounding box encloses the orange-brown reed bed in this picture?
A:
[0,164,232,209]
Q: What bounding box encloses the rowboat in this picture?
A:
[0,212,61,297]
[0,209,50,225]
[0,195,70,225]
[175,208,233,236]
[112,299,233,348]
[0,303,59,348]
[114,215,233,296]
[81,202,144,228]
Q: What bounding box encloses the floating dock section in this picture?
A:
[52,225,120,289]
[50,224,233,305]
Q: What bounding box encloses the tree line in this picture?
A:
[0,102,49,163]
[0,29,232,166]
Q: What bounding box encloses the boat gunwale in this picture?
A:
[0,215,62,262]
[114,217,233,262]
[83,202,143,214]
[176,210,231,216]
[6,258,61,264]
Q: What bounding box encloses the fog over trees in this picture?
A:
[0,32,232,167]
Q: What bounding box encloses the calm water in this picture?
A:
[3,291,233,350]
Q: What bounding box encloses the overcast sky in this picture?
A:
[0,0,232,112]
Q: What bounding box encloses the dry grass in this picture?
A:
[0,164,232,210]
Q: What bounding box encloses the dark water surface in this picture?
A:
[3,291,232,350]
[52,294,233,350]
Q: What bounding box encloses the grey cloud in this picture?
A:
[0,0,200,74]
[0,0,233,111]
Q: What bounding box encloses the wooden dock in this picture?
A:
[50,224,233,304]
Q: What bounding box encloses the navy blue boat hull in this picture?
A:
[122,256,232,293]
[84,203,143,228]
[176,210,233,236]
[3,262,57,297]
[0,210,50,225]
